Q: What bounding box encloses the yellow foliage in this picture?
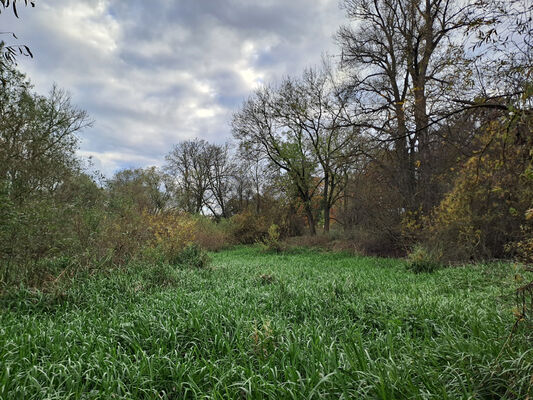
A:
[144,212,197,261]
[427,116,532,261]
[401,207,424,245]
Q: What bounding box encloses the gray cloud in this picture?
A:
[2,0,345,176]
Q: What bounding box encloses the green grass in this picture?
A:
[0,247,531,399]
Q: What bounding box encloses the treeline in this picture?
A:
[1,0,532,289]
[231,0,533,263]
[170,0,532,262]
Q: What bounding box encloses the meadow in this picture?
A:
[0,247,531,399]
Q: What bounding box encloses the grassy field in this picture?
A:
[0,247,531,399]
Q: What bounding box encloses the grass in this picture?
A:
[0,247,531,399]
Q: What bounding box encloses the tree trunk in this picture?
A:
[413,80,432,211]
[195,195,203,214]
[255,181,261,214]
[343,186,348,232]
[304,203,317,236]
[323,172,330,232]
[324,205,330,233]
[394,102,416,211]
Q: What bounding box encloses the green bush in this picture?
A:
[259,224,283,253]
[406,245,442,273]
[174,244,210,269]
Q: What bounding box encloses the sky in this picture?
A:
[2,0,346,177]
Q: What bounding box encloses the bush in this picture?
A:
[507,209,533,264]
[230,211,268,244]
[142,263,179,288]
[284,234,331,250]
[96,208,150,266]
[145,212,197,263]
[259,224,283,253]
[174,244,210,269]
[192,215,233,251]
[284,228,401,257]
[348,227,402,257]
[406,245,442,273]
[138,245,166,265]
[425,116,532,262]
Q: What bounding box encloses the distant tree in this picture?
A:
[274,67,362,232]
[233,65,362,233]
[229,156,254,214]
[205,142,235,219]
[164,139,213,214]
[107,167,171,215]
[233,149,272,215]
[233,85,321,235]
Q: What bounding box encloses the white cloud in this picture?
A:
[2,0,346,177]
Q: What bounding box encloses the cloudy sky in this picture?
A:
[2,0,346,176]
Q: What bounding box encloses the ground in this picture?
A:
[0,247,531,399]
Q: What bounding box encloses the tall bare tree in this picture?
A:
[164,139,212,214]
[233,85,321,234]
[274,67,361,232]
[337,0,479,210]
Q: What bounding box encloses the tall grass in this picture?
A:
[0,247,530,399]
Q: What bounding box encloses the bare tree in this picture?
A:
[337,0,479,210]
[232,65,363,233]
[164,139,212,214]
[234,149,272,215]
[232,85,321,235]
[273,67,361,232]
[205,142,234,219]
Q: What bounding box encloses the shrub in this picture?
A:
[174,244,210,269]
[145,212,197,263]
[97,208,150,266]
[192,215,233,251]
[259,224,283,253]
[406,245,442,273]
[230,211,268,244]
[425,116,532,262]
[348,227,402,257]
[284,234,331,249]
[138,245,167,265]
[284,228,401,257]
[507,209,533,264]
[142,263,180,288]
